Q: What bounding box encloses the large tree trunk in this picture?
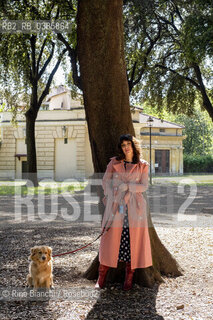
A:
[77,0,182,287]
[77,0,134,173]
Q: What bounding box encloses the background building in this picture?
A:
[0,87,186,180]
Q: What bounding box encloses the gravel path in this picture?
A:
[0,185,212,320]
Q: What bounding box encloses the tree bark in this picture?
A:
[77,0,134,173]
[24,37,66,186]
[25,107,38,187]
[77,0,183,287]
[193,64,213,121]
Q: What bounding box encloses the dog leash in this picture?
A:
[52,213,115,258]
[52,190,127,258]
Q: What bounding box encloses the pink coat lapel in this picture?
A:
[112,159,138,178]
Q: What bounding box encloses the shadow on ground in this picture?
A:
[85,283,164,320]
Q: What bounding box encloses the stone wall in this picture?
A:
[0,127,16,179]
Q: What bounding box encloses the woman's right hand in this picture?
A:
[118,183,128,192]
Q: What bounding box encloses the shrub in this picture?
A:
[183,154,213,173]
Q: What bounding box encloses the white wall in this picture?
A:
[48,92,82,110]
[49,92,70,110]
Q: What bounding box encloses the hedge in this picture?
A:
[183,154,213,173]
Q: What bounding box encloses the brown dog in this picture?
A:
[27,246,53,289]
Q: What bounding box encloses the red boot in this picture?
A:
[123,262,135,291]
[95,264,109,289]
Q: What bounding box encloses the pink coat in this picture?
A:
[99,156,153,269]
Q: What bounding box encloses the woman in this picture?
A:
[95,134,153,291]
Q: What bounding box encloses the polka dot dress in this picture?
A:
[118,160,132,262]
[118,207,131,262]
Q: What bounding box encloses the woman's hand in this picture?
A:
[118,183,128,192]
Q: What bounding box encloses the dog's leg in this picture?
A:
[44,278,51,290]
[45,279,50,290]
[27,274,33,287]
[34,278,40,290]
[50,275,54,289]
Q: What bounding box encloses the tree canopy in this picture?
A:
[124,0,213,120]
[1,0,212,121]
[0,0,69,185]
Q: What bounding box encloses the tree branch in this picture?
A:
[37,41,55,80]
[128,20,162,93]
[57,33,82,90]
[193,63,213,119]
[155,64,200,89]
[171,1,184,23]
[25,46,33,83]
[161,49,180,65]
[30,35,37,80]
[38,48,67,108]
[54,6,60,20]
[158,14,180,36]
[47,0,58,19]
[128,61,137,91]
[65,0,75,12]
[36,37,47,74]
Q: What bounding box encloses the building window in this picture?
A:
[160,128,165,132]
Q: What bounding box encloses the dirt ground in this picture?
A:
[0,184,212,320]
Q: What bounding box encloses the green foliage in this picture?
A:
[141,99,183,122]
[1,0,212,123]
[183,154,213,173]
[181,0,213,63]
[0,85,30,124]
[174,110,213,156]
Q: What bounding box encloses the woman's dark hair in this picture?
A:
[116,134,142,163]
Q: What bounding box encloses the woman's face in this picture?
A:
[121,140,133,159]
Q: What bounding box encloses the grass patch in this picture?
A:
[153,174,213,186]
[0,181,88,196]
[0,175,212,195]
